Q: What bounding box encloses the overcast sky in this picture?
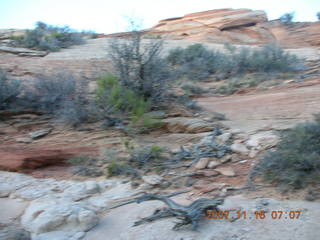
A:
[1,0,319,33]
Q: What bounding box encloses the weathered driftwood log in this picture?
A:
[109,191,223,230]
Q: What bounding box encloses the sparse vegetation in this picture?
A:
[0,70,21,110]
[23,72,91,125]
[280,12,295,24]
[167,44,303,82]
[181,83,207,96]
[253,114,320,189]
[12,21,85,51]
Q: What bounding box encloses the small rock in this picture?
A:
[221,155,232,163]
[16,137,33,144]
[142,175,163,185]
[207,160,221,169]
[29,128,52,140]
[215,167,236,176]
[216,132,232,145]
[194,158,210,169]
[249,149,258,158]
[239,160,248,164]
[196,170,220,177]
[231,143,249,155]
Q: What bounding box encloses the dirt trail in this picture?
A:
[197,77,320,133]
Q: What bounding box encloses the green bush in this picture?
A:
[96,73,150,122]
[253,114,320,189]
[106,160,135,177]
[13,21,85,51]
[0,70,21,110]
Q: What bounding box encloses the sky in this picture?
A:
[0,0,319,34]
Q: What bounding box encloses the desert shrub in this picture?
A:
[253,114,320,189]
[15,21,84,51]
[0,70,21,110]
[317,12,320,20]
[167,44,303,81]
[129,145,167,168]
[108,30,172,104]
[167,44,226,80]
[280,12,295,24]
[24,72,91,125]
[181,83,207,95]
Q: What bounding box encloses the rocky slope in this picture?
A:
[145,8,320,47]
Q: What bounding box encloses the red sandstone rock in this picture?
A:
[0,146,96,172]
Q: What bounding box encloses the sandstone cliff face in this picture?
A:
[146,8,320,48]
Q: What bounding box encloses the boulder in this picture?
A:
[246,131,279,149]
[21,198,99,234]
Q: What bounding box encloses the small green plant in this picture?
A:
[96,73,150,121]
[106,160,133,177]
[253,114,320,189]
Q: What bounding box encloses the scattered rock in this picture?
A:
[215,167,236,176]
[142,175,163,185]
[29,128,52,140]
[194,158,210,169]
[207,160,221,169]
[230,143,249,155]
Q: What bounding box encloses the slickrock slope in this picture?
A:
[146,8,320,47]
